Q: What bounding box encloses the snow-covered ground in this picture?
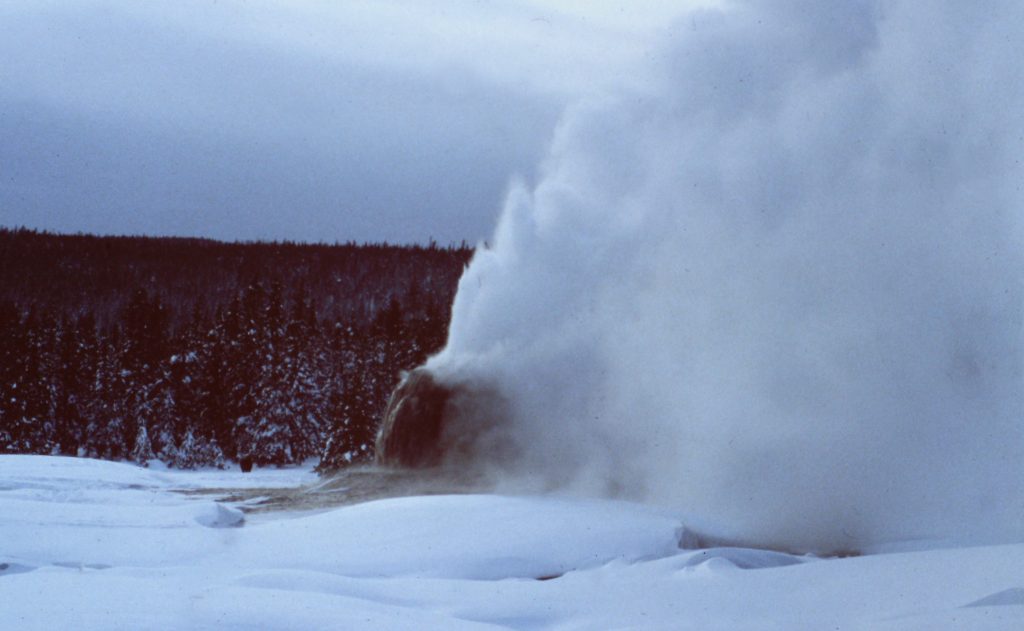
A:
[1,455,1022,630]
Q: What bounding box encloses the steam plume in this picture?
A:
[427,0,1024,552]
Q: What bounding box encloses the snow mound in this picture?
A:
[194,503,245,528]
[223,494,685,580]
[964,588,1024,608]
[678,547,810,571]
[0,562,36,576]
[0,455,166,492]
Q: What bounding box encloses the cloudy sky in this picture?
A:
[0,1,703,244]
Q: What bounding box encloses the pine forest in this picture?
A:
[0,228,472,471]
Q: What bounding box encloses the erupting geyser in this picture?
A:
[377,370,454,468]
[377,369,512,470]
[379,0,1024,553]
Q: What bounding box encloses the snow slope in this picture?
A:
[1,455,1022,629]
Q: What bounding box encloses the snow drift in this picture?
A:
[12,454,1024,629]
[407,0,1024,553]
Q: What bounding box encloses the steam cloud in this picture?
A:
[426,0,1024,552]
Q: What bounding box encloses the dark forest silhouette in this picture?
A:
[0,228,471,471]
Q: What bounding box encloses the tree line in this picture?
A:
[0,228,471,470]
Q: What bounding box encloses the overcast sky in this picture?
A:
[0,1,704,244]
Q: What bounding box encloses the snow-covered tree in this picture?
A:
[130,423,156,466]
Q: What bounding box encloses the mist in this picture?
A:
[424,0,1024,553]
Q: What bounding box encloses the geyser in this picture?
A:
[376,369,513,470]
[385,0,1024,553]
[376,370,454,468]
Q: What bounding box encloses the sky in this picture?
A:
[0,0,703,244]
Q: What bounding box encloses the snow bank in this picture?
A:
[2,456,1023,630]
[0,454,167,491]
[222,494,685,580]
[1,455,682,578]
[0,455,309,567]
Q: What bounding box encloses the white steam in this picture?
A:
[427,0,1024,552]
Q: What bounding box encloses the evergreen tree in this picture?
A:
[51,313,98,455]
[318,328,380,469]
[85,329,130,459]
[2,309,57,453]
[0,303,25,451]
[173,427,198,469]
[194,437,226,469]
[130,423,156,466]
